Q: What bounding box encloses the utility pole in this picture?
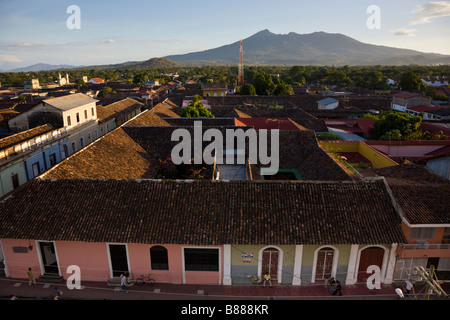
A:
[238,40,244,86]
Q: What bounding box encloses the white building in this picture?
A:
[8,93,99,155]
[57,73,70,86]
[317,98,339,110]
[24,79,40,90]
[421,76,449,87]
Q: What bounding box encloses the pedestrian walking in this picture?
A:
[405,279,413,297]
[27,268,36,285]
[327,277,336,294]
[263,272,272,288]
[332,281,342,296]
[120,272,129,293]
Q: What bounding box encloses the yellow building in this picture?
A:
[202,83,227,97]
[320,140,398,169]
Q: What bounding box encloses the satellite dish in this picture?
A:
[395,288,404,299]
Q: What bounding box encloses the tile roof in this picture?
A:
[40,128,157,180]
[406,105,440,113]
[0,124,54,150]
[0,179,405,245]
[42,93,98,111]
[375,163,450,224]
[41,124,350,182]
[96,98,144,123]
[235,118,308,131]
[392,92,422,99]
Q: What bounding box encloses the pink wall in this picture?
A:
[128,243,184,284]
[372,144,443,157]
[56,241,110,282]
[2,239,223,285]
[2,239,40,279]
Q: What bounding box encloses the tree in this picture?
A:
[372,111,422,140]
[399,71,424,92]
[97,86,117,98]
[180,95,215,118]
[252,73,275,95]
[273,82,294,95]
[239,84,256,96]
[133,73,147,85]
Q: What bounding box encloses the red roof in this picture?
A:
[356,119,375,137]
[406,105,439,113]
[393,91,421,99]
[420,122,450,136]
[89,78,105,83]
[235,118,307,130]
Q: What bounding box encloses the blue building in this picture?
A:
[0,124,68,197]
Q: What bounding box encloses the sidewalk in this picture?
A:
[2,277,447,300]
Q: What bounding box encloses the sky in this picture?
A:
[0,0,449,70]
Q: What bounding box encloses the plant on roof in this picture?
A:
[156,157,207,180]
[156,157,177,179]
[180,94,215,118]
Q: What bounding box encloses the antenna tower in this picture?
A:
[238,40,244,85]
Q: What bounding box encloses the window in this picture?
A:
[80,137,84,148]
[67,115,71,126]
[184,248,219,272]
[84,109,88,120]
[91,107,95,116]
[72,142,76,153]
[11,174,20,189]
[32,162,40,178]
[410,227,435,239]
[76,112,80,123]
[443,228,450,244]
[150,246,169,270]
[49,153,57,167]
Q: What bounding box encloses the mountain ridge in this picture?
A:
[4,30,450,71]
[164,30,450,66]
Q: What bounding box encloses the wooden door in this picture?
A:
[315,248,334,281]
[262,248,279,281]
[358,247,384,281]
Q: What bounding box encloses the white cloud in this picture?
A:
[389,29,417,36]
[0,54,21,63]
[411,1,450,25]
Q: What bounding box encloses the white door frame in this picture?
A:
[106,243,131,278]
[258,246,284,283]
[311,245,339,283]
[36,240,61,276]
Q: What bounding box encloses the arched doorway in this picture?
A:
[261,247,280,281]
[357,247,385,282]
[315,247,335,282]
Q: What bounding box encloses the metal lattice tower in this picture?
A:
[238,40,244,85]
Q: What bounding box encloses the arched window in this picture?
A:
[150,246,168,270]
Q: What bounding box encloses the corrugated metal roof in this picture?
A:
[43,93,98,111]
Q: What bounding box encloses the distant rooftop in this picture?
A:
[43,93,98,111]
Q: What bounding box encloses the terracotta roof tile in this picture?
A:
[0,124,54,150]
[0,179,405,245]
[375,163,450,224]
